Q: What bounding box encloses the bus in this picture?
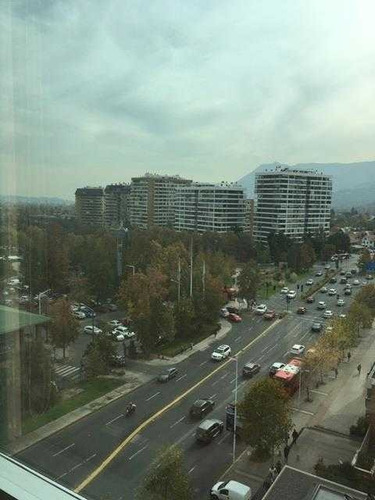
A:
[273,358,303,395]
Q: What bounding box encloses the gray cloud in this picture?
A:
[1,0,375,198]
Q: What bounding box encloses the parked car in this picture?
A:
[269,362,285,376]
[337,298,345,307]
[210,480,251,500]
[108,320,122,328]
[242,362,261,378]
[113,327,135,339]
[280,287,289,294]
[311,321,323,332]
[315,270,323,277]
[158,367,178,382]
[264,310,276,320]
[339,313,347,319]
[317,301,326,310]
[306,296,315,304]
[306,279,314,286]
[320,287,328,294]
[228,313,242,323]
[111,331,125,342]
[255,304,267,314]
[195,419,224,444]
[290,344,305,356]
[287,290,297,299]
[73,310,86,319]
[220,308,230,318]
[328,288,337,296]
[323,310,333,319]
[211,345,231,361]
[83,325,102,335]
[297,307,307,315]
[189,399,215,419]
[107,303,118,312]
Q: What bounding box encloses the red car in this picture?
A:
[228,313,242,323]
[297,307,307,315]
[264,310,276,320]
[306,296,315,304]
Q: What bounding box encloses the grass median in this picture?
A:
[22,378,123,435]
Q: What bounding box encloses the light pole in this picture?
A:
[230,356,239,464]
[298,368,310,407]
[126,265,135,276]
[38,289,51,315]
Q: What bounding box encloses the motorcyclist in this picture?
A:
[126,402,136,415]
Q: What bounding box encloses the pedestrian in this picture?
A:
[269,465,277,482]
[292,429,299,445]
[334,367,338,378]
[283,445,290,463]
[357,364,362,375]
[275,460,282,474]
[347,351,351,362]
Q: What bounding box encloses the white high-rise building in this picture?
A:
[253,167,332,243]
[175,183,245,233]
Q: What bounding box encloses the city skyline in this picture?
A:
[2,0,375,198]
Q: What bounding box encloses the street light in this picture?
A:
[126,265,135,276]
[230,355,239,464]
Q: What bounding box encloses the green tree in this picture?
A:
[49,298,80,358]
[238,260,260,301]
[327,230,350,253]
[267,232,292,264]
[46,223,70,291]
[358,250,372,273]
[348,301,373,333]
[83,335,117,379]
[174,298,195,340]
[237,378,293,457]
[137,445,191,500]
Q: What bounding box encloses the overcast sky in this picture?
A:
[1,0,375,199]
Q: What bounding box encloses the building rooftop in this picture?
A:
[263,466,367,500]
[0,305,50,335]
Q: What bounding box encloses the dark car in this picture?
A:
[306,296,315,304]
[157,367,178,383]
[195,419,224,444]
[351,269,357,275]
[311,321,323,332]
[242,362,261,378]
[346,272,352,278]
[344,288,352,296]
[226,306,240,314]
[340,277,347,284]
[264,310,276,320]
[297,307,307,315]
[189,399,215,419]
[107,303,118,312]
[340,270,346,276]
[329,277,337,284]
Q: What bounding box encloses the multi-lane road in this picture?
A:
[17,258,361,499]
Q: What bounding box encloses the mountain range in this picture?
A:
[237,160,375,210]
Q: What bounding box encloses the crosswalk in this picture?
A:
[54,364,81,381]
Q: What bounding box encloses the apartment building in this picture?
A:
[75,187,105,226]
[104,183,131,228]
[243,198,255,235]
[129,174,191,229]
[253,167,332,243]
[174,183,246,233]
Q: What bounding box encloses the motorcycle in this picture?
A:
[126,404,136,416]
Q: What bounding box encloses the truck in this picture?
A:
[273,358,303,395]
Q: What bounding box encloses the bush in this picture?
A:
[350,416,369,437]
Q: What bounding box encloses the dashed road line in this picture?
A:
[170,416,186,429]
[106,414,124,426]
[145,392,160,402]
[176,374,187,382]
[129,445,148,461]
[52,443,75,457]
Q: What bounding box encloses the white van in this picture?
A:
[210,480,251,500]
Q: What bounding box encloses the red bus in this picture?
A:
[273,358,303,395]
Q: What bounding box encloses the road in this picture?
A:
[17,258,361,499]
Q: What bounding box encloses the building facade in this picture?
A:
[253,167,332,243]
[174,183,246,233]
[129,174,192,229]
[104,183,131,228]
[243,198,254,235]
[75,187,105,226]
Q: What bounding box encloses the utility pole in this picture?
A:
[177,257,181,303]
[190,237,193,298]
[202,260,206,296]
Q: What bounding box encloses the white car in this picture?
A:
[280,287,289,294]
[353,279,360,286]
[211,345,231,361]
[113,326,136,339]
[317,301,326,310]
[255,304,267,314]
[83,325,102,335]
[112,332,125,342]
[290,344,305,356]
[323,310,333,319]
[210,480,251,500]
[339,313,347,319]
[337,299,345,307]
[328,288,337,296]
[73,310,86,319]
[7,278,20,286]
[108,320,122,328]
[287,290,297,299]
[306,279,314,286]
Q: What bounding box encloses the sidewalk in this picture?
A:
[221,325,375,498]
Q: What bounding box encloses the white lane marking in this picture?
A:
[170,416,186,429]
[52,443,75,457]
[230,377,236,384]
[258,354,265,361]
[292,407,314,415]
[176,374,187,382]
[217,433,227,445]
[300,332,309,341]
[199,360,208,366]
[232,381,246,393]
[248,326,253,331]
[269,344,277,351]
[261,344,271,353]
[106,414,124,426]
[235,336,242,343]
[212,379,220,386]
[146,392,160,402]
[209,393,217,399]
[58,453,97,479]
[188,466,196,474]
[311,389,328,396]
[283,351,289,357]
[129,445,148,461]
[220,372,229,380]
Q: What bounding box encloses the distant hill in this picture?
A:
[237,160,375,209]
[0,195,72,206]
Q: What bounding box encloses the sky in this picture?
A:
[1,0,375,199]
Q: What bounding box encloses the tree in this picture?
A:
[137,445,191,500]
[237,378,293,457]
[46,223,70,291]
[267,232,292,264]
[348,301,373,333]
[358,250,372,273]
[174,298,195,340]
[83,335,117,379]
[354,284,375,313]
[238,260,260,301]
[49,298,80,358]
[327,230,350,253]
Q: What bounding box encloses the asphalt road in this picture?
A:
[17,258,361,499]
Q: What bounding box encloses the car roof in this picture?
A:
[272,362,285,368]
[245,362,257,368]
[292,344,303,349]
[217,344,229,350]
[193,399,209,407]
[198,419,222,430]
